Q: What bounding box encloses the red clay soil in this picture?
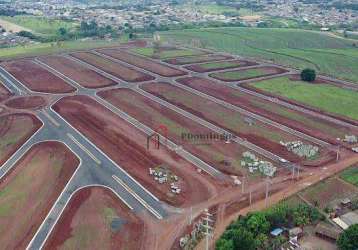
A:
[185,59,258,73]
[242,76,358,127]
[43,187,144,250]
[0,113,42,166]
[38,55,117,89]
[0,81,12,102]
[164,54,234,65]
[98,49,187,77]
[210,66,288,82]
[53,95,214,207]
[99,88,266,176]
[5,96,47,110]
[70,52,155,82]
[140,82,306,163]
[176,77,358,147]
[0,141,79,250]
[1,60,76,93]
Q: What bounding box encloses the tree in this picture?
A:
[246,212,270,235]
[301,68,316,82]
[216,238,234,250]
[58,27,67,37]
[337,224,358,250]
[221,228,256,250]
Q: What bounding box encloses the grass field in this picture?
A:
[0,15,77,36]
[160,27,358,82]
[211,68,265,80]
[200,61,242,69]
[131,47,206,59]
[250,76,358,120]
[340,166,358,187]
[0,39,125,60]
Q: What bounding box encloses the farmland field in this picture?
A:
[43,187,144,250]
[0,141,79,249]
[131,47,207,59]
[210,66,286,81]
[164,54,233,65]
[160,28,358,82]
[249,76,358,120]
[176,77,358,145]
[340,166,358,187]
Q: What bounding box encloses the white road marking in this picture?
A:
[67,133,101,165]
[112,175,163,219]
[42,111,60,127]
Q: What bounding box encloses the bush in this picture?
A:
[301,68,316,82]
[337,224,358,250]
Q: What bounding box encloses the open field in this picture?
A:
[98,88,281,178]
[210,66,287,81]
[0,18,31,33]
[165,54,233,65]
[131,47,207,59]
[0,114,42,166]
[98,49,187,77]
[0,15,77,37]
[299,177,358,209]
[70,52,155,82]
[176,77,358,146]
[1,60,76,93]
[340,165,358,187]
[54,95,215,207]
[141,82,328,163]
[160,28,358,82]
[185,59,257,73]
[0,80,12,102]
[0,141,79,249]
[249,76,358,121]
[38,55,117,89]
[4,96,47,110]
[43,187,144,250]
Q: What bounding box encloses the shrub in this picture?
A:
[301,68,316,82]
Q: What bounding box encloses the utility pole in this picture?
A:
[202,209,213,250]
[291,164,295,180]
[265,176,271,208]
[249,188,252,205]
[242,176,245,193]
[189,207,193,225]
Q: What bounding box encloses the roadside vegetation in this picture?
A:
[340,166,358,187]
[160,27,358,82]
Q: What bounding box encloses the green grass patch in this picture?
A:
[160,27,358,82]
[340,166,358,187]
[250,76,358,120]
[131,47,205,59]
[212,68,265,80]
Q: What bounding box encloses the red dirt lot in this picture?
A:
[164,54,233,65]
[44,187,144,250]
[98,88,283,178]
[0,80,12,102]
[70,52,155,82]
[176,77,358,147]
[210,66,288,82]
[98,49,187,77]
[185,59,258,73]
[38,55,117,89]
[0,141,79,250]
[1,60,76,93]
[54,95,216,207]
[5,96,47,110]
[0,113,42,166]
[141,82,312,163]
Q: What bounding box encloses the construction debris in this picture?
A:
[280,141,319,159]
[344,135,358,144]
[149,165,181,194]
[241,151,276,177]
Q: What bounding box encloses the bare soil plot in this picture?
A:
[54,95,214,207]
[299,177,358,209]
[5,96,47,110]
[0,80,12,102]
[1,60,76,93]
[98,88,282,179]
[185,60,258,73]
[38,55,117,89]
[141,82,321,163]
[131,47,208,59]
[70,52,155,82]
[210,66,288,81]
[176,77,358,147]
[98,49,187,77]
[0,141,79,250]
[44,187,144,250]
[0,113,42,166]
[164,54,233,65]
